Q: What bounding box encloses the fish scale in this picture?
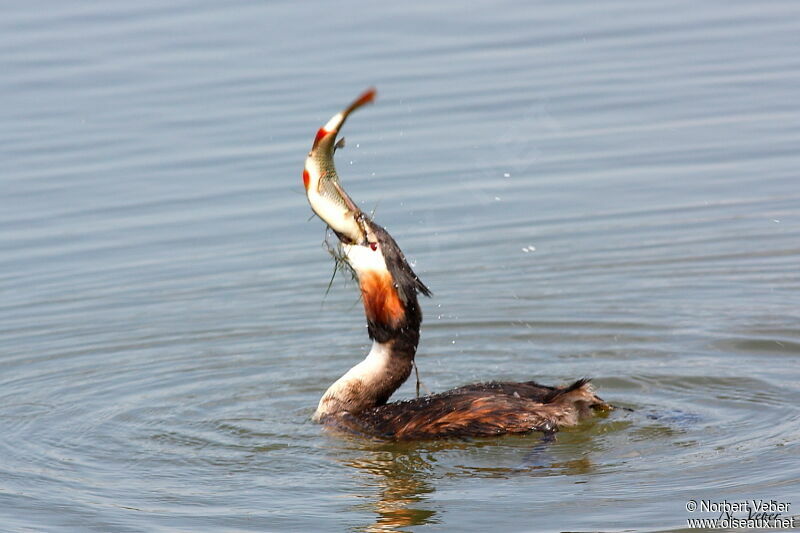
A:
[303,88,377,244]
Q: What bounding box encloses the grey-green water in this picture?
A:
[2,1,799,531]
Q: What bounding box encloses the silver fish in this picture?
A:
[303,88,376,245]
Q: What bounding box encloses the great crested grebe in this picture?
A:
[303,89,610,440]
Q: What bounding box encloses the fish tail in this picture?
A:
[313,88,377,149]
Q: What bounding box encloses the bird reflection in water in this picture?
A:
[342,447,437,532]
[333,435,600,533]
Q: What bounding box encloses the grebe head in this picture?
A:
[335,220,431,347]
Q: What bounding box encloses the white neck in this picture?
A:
[313,341,412,421]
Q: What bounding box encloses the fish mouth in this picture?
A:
[331,219,368,247]
[329,191,370,246]
[305,161,369,245]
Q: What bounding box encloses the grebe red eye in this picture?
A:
[369,242,378,251]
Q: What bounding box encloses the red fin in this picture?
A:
[349,88,376,111]
[313,128,330,149]
[302,169,310,190]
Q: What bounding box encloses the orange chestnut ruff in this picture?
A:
[358,270,405,327]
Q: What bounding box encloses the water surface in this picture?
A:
[2,1,800,531]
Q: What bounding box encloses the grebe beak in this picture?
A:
[328,196,371,247]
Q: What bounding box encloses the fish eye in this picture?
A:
[369,242,378,251]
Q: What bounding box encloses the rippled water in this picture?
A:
[2,1,800,531]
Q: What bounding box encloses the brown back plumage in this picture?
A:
[322,379,607,440]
